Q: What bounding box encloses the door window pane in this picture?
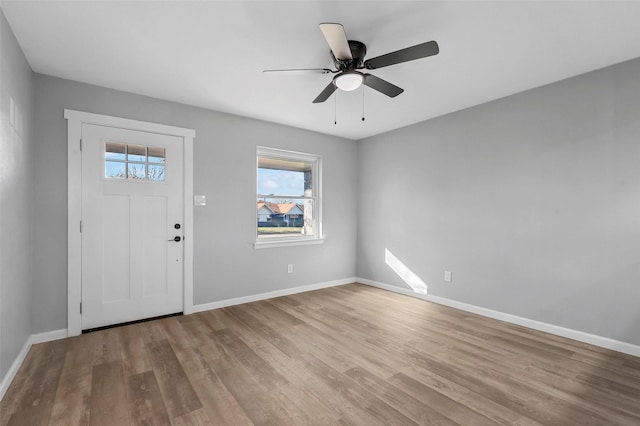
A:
[127,144,146,162]
[148,165,166,181]
[105,161,126,179]
[105,142,166,182]
[127,164,146,180]
[148,147,165,163]
[105,142,126,161]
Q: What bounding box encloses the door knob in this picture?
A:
[169,236,181,242]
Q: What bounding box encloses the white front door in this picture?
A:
[81,123,184,329]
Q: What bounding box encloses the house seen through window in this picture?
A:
[256,147,321,245]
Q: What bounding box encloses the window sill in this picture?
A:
[254,237,325,249]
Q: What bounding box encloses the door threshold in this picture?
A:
[82,312,183,333]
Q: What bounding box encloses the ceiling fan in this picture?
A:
[264,23,439,103]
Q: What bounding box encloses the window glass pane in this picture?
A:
[104,143,167,182]
[105,161,126,179]
[256,148,320,244]
[257,165,311,197]
[127,163,146,179]
[148,147,165,164]
[105,142,126,161]
[257,197,314,238]
[148,164,166,181]
[127,144,146,162]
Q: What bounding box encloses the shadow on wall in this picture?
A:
[385,248,428,295]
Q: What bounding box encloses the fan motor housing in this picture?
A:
[331,40,367,70]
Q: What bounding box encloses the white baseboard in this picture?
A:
[0,328,68,401]
[30,328,69,344]
[5,276,638,401]
[358,278,640,358]
[3,279,356,400]
[0,338,31,401]
[192,277,357,313]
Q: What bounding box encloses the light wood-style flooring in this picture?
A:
[2,283,640,425]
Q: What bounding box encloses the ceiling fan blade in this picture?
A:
[312,81,337,103]
[363,74,404,98]
[263,68,334,75]
[364,40,439,70]
[319,23,353,60]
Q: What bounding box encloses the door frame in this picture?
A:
[65,109,195,336]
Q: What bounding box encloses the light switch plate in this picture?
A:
[194,195,206,206]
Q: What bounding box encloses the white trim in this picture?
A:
[254,238,325,249]
[192,277,356,313]
[5,278,639,400]
[64,109,195,335]
[1,329,67,401]
[64,110,195,138]
[66,112,82,336]
[30,328,68,344]
[358,278,640,357]
[3,276,351,398]
[0,339,30,401]
[183,129,194,315]
[2,276,352,398]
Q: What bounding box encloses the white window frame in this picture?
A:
[255,146,324,249]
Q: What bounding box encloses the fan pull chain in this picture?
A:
[362,86,366,121]
[334,93,337,125]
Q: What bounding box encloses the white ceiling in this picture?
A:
[3,1,640,140]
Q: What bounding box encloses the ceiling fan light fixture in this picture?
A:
[334,72,364,91]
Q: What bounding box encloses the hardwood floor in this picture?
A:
[2,283,640,425]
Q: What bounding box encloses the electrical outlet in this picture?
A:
[287,264,293,274]
[444,270,452,282]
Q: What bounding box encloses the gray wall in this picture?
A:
[32,74,357,333]
[4,9,638,365]
[357,57,640,346]
[0,10,35,379]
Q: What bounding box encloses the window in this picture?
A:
[105,142,166,181]
[256,147,322,247]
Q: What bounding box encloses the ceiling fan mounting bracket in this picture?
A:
[331,40,367,70]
